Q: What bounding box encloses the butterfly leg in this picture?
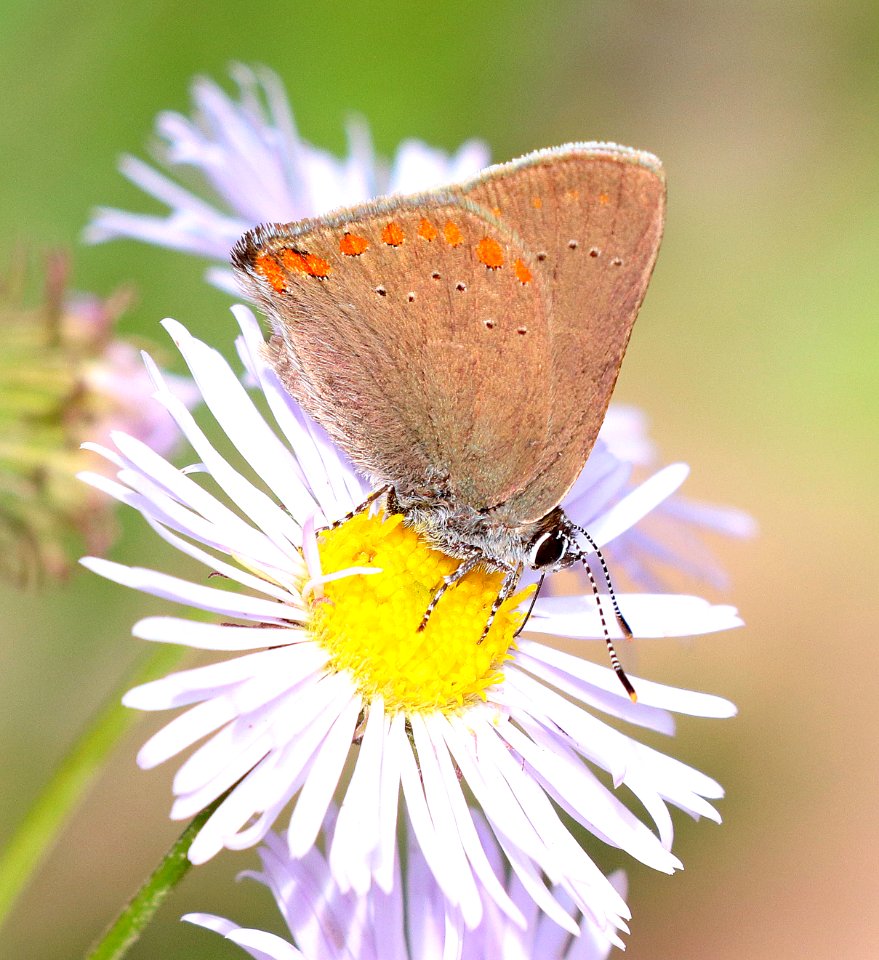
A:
[417,552,482,633]
[477,562,524,645]
[317,485,391,534]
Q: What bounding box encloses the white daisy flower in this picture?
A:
[85,65,489,294]
[83,64,752,588]
[79,307,740,939]
[184,822,625,958]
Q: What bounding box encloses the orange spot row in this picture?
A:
[443,221,463,247]
[531,196,542,209]
[255,225,538,289]
[476,236,504,269]
[418,217,438,241]
[254,253,287,292]
[339,231,369,256]
[381,221,405,246]
[282,248,331,278]
[513,258,532,284]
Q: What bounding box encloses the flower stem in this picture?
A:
[84,793,226,960]
[0,643,187,930]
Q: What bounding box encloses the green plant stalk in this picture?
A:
[0,643,187,929]
[84,792,227,960]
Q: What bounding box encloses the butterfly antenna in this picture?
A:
[570,531,637,702]
[570,523,633,638]
[514,571,546,638]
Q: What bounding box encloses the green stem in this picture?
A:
[84,793,227,960]
[0,643,187,929]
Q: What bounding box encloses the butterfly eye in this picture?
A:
[527,529,569,569]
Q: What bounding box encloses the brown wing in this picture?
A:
[232,193,554,508]
[458,143,665,522]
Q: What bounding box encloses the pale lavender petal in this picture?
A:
[399,729,481,928]
[330,697,386,893]
[662,494,758,537]
[81,556,295,622]
[529,592,743,640]
[514,639,737,718]
[588,463,690,546]
[135,699,238,769]
[226,929,306,960]
[161,319,323,527]
[286,694,361,857]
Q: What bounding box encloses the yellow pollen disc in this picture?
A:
[308,510,531,715]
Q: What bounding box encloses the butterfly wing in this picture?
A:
[458,143,665,522]
[232,193,554,508]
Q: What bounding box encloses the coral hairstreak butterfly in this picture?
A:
[233,143,665,696]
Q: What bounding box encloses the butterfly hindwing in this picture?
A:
[459,143,665,521]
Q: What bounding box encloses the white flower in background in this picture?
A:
[85,65,489,294]
[79,307,740,939]
[571,405,756,593]
[185,823,625,959]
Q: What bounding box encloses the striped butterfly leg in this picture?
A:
[316,485,392,534]
[476,562,524,645]
[417,552,483,633]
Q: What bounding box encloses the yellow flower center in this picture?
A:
[309,510,530,715]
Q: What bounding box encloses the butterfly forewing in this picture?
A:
[233,194,553,507]
[459,144,665,522]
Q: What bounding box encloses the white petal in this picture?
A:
[81,557,296,623]
[330,698,386,893]
[133,616,298,651]
[182,912,238,936]
[442,714,554,871]
[161,319,325,525]
[172,734,273,820]
[107,425,298,573]
[286,693,361,857]
[514,638,738,718]
[226,928,306,960]
[423,714,526,927]
[500,714,677,872]
[529,592,743,640]
[135,699,237,769]
[588,463,690,546]
[512,646,675,734]
[409,715,483,928]
[140,358,305,561]
[662,495,758,538]
[124,643,323,710]
[374,712,405,892]
[206,265,239,292]
[398,730,476,925]
[187,753,285,863]
[140,513,303,603]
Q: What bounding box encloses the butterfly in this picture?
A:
[232,143,665,697]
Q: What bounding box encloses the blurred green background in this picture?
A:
[1,1,877,957]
